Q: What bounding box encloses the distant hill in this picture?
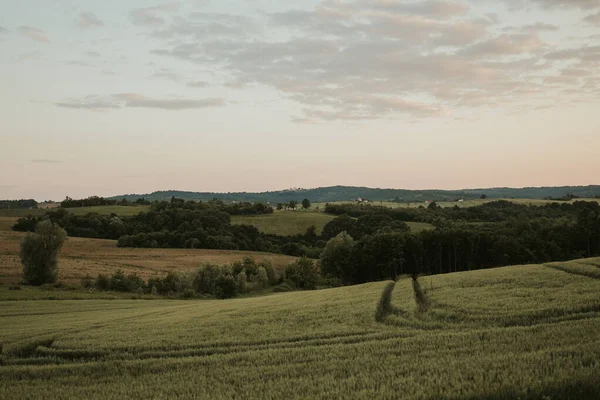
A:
[109,185,600,203]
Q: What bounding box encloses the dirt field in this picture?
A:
[0,230,297,285]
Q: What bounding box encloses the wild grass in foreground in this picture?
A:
[0,259,599,399]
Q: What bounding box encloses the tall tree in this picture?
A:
[20,220,67,285]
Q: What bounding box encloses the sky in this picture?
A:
[1,0,599,201]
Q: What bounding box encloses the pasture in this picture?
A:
[231,211,336,235]
[1,259,599,399]
[231,211,434,236]
[0,231,297,285]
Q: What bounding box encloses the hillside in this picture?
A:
[110,185,600,203]
[1,259,599,399]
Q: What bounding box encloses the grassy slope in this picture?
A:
[231,211,434,236]
[0,231,297,285]
[1,259,599,399]
[231,211,336,235]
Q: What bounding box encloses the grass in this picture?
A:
[0,231,297,285]
[232,211,434,236]
[232,211,337,235]
[0,258,599,399]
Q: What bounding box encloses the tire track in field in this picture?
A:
[544,263,600,280]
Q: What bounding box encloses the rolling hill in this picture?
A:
[109,185,600,203]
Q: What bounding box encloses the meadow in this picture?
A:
[0,230,297,285]
[231,211,434,236]
[0,258,599,399]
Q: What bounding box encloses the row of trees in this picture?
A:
[0,199,37,209]
[276,199,311,210]
[15,199,600,287]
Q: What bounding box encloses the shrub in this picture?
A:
[9,285,22,291]
[284,256,320,290]
[215,273,238,299]
[95,274,110,291]
[256,267,269,289]
[236,270,248,294]
[81,275,94,289]
[20,221,67,285]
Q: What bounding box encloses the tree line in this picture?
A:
[13,198,600,286]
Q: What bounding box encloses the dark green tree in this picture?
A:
[302,198,311,210]
[288,200,297,210]
[20,220,67,285]
[320,231,355,283]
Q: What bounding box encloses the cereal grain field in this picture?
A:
[1,259,599,399]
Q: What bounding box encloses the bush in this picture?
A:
[81,275,94,289]
[256,267,269,289]
[236,270,248,294]
[9,285,22,291]
[284,256,320,290]
[215,273,238,299]
[95,274,110,291]
[20,221,67,285]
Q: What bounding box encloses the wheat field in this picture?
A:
[1,259,599,399]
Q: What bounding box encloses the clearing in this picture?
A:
[0,258,599,398]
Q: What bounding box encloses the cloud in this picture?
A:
[85,51,101,58]
[520,22,560,32]
[18,26,50,43]
[462,34,545,56]
[0,26,7,33]
[32,159,62,164]
[150,68,182,81]
[55,93,226,111]
[16,52,41,63]
[115,93,225,109]
[145,0,599,121]
[78,12,104,29]
[130,2,180,27]
[65,60,94,67]
[506,0,600,9]
[55,95,121,111]
[187,81,209,88]
[583,11,600,25]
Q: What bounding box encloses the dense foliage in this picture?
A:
[13,199,600,285]
[20,221,67,285]
[78,256,321,298]
[0,199,37,209]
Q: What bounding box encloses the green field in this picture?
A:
[1,258,599,399]
[231,211,434,236]
[231,211,337,235]
[314,197,600,209]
